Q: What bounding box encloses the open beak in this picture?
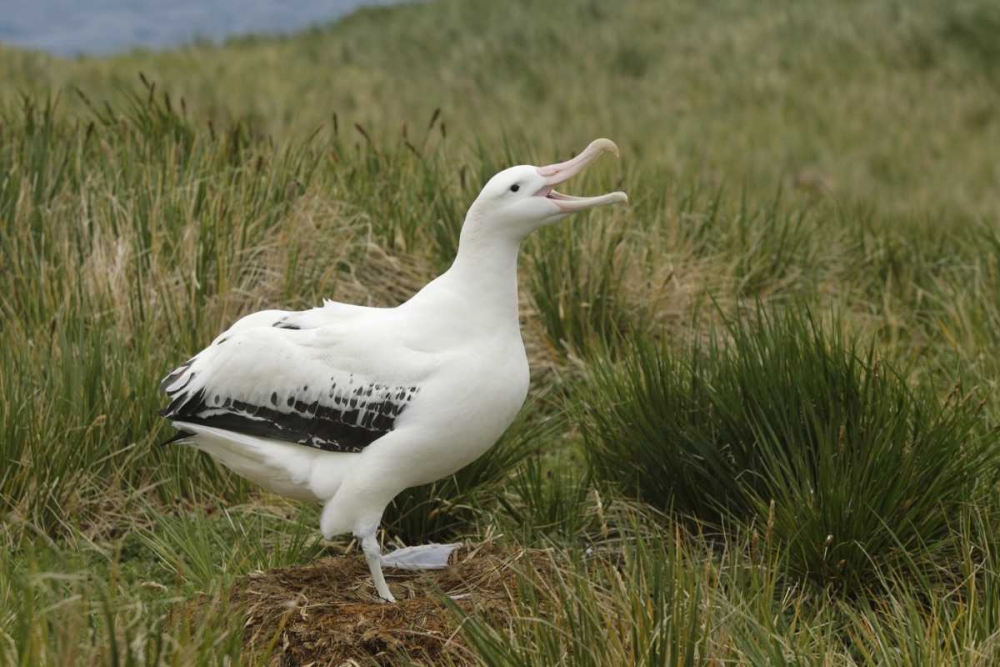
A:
[535,138,628,213]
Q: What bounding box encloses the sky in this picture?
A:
[0,0,399,57]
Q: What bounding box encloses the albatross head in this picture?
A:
[465,138,628,240]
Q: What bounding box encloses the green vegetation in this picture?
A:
[2,0,999,663]
[580,308,997,592]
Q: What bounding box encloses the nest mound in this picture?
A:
[230,544,546,665]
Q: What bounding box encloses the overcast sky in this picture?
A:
[0,0,399,57]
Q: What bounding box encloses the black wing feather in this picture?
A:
[161,371,419,454]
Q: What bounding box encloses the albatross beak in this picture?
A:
[535,138,629,213]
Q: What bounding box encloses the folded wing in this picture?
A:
[160,307,423,453]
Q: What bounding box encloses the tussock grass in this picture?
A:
[454,505,833,665]
[580,307,999,592]
[0,539,253,665]
[527,219,639,359]
[457,503,1000,665]
[3,0,1000,662]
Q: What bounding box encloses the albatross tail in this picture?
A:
[170,421,354,502]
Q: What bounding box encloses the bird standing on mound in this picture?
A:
[159,139,627,602]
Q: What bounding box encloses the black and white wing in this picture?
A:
[160,306,423,453]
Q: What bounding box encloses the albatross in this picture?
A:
[159,138,627,602]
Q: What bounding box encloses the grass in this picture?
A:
[579,306,998,593]
[456,502,1000,665]
[1,0,1000,663]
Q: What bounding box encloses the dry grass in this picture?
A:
[230,544,550,666]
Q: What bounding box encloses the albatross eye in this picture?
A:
[509,184,520,193]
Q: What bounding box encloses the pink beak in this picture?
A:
[535,138,628,213]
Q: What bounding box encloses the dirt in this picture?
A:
[229,543,548,666]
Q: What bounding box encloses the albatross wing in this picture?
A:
[160,306,427,454]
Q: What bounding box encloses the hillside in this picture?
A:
[3,0,999,217]
[2,0,1000,664]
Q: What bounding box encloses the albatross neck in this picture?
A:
[408,224,523,333]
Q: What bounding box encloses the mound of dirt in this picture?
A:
[230,544,547,666]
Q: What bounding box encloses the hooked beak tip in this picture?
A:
[537,138,621,180]
[594,138,620,159]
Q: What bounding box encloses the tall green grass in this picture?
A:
[3,0,1000,662]
[580,307,999,592]
[456,502,1000,665]
[0,537,254,665]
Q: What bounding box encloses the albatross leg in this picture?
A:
[381,543,462,570]
[361,531,395,603]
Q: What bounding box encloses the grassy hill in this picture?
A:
[2,0,1000,663]
[4,0,999,217]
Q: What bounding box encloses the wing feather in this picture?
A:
[160,306,423,453]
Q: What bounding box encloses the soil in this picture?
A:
[229,543,547,666]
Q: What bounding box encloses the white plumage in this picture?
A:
[160,138,627,602]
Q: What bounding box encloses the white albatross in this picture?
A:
[159,138,627,602]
